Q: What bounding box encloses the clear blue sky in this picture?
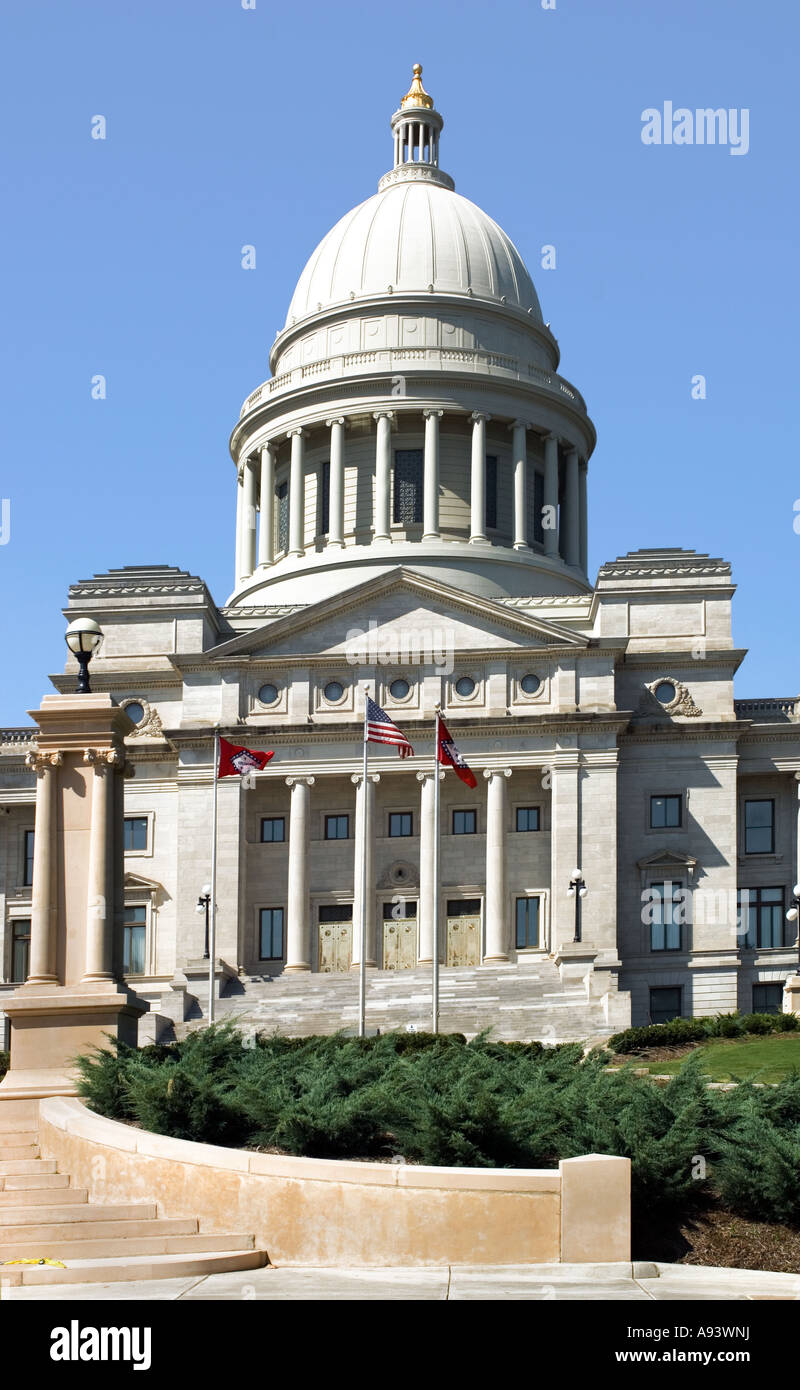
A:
[1,0,797,723]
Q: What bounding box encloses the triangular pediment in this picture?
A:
[637,849,698,873]
[200,570,588,664]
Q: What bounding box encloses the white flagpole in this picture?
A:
[208,727,220,1026]
[358,689,369,1038]
[432,707,441,1035]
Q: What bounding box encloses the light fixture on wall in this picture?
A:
[64,618,104,694]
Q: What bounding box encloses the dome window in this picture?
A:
[389,679,410,700]
[455,676,476,698]
[520,674,542,696]
[324,680,345,703]
[258,683,279,706]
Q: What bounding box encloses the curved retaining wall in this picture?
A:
[38,1098,630,1267]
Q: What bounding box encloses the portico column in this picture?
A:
[564,447,581,568]
[543,433,559,558]
[417,770,441,964]
[285,776,315,971]
[579,461,588,574]
[351,772,380,967]
[470,412,491,542]
[484,768,512,962]
[241,457,258,580]
[257,442,276,567]
[25,751,61,983]
[287,428,307,558]
[511,420,529,550]
[373,411,393,541]
[423,409,443,539]
[83,749,123,982]
[326,416,346,549]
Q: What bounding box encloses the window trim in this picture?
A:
[324,813,350,841]
[388,811,413,838]
[392,448,424,526]
[515,805,541,833]
[9,916,31,984]
[122,901,148,977]
[123,813,153,857]
[22,827,35,887]
[649,880,683,952]
[515,895,542,950]
[649,794,682,831]
[737,885,786,950]
[649,985,683,1025]
[260,816,286,844]
[258,905,285,962]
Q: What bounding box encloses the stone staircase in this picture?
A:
[0,1122,268,1287]
[188,957,617,1043]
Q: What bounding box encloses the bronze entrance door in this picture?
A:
[445,898,482,967]
[382,901,417,970]
[318,904,353,973]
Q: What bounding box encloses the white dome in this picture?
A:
[285,181,543,326]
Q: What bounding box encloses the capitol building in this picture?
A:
[1,67,798,1040]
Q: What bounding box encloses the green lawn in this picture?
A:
[637,1033,800,1082]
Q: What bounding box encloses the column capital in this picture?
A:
[372,410,395,423]
[286,427,308,440]
[351,772,381,785]
[565,444,580,461]
[544,431,559,445]
[25,749,62,774]
[423,408,444,419]
[483,767,512,781]
[326,416,347,428]
[84,747,125,773]
[416,769,444,783]
[285,775,315,788]
[470,411,491,424]
[508,419,531,432]
[259,439,277,457]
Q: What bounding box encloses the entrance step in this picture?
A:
[1,1248,267,1286]
[0,1231,256,1262]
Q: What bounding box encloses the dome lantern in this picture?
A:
[381,63,454,193]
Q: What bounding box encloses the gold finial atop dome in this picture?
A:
[401,63,434,110]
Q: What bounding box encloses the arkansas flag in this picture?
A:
[437,717,477,789]
[218,737,274,779]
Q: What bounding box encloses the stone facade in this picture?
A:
[1,69,798,1037]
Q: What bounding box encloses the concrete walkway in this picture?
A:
[3,1262,799,1300]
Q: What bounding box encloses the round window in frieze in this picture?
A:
[455,675,476,698]
[323,680,345,704]
[389,678,411,700]
[654,680,677,706]
[124,701,145,725]
[119,697,162,738]
[520,673,543,697]
[257,683,279,706]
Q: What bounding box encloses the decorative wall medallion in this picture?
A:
[645,678,702,718]
[120,697,164,739]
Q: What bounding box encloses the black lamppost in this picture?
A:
[196,884,212,959]
[65,618,104,693]
[567,867,588,943]
[786,883,800,969]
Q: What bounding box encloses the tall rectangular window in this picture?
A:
[737,887,785,949]
[649,987,682,1025]
[12,919,31,983]
[318,460,330,536]
[325,814,349,840]
[744,799,774,854]
[650,795,682,829]
[260,817,285,843]
[277,481,289,552]
[485,455,498,530]
[452,809,477,835]
[650,881,682,952]
[516,806,540,832]
[389,812,413,837]
[23,829,35,887]
[393,450,423,524]
[123,905,146,974]
[515,897,540,949]
[123,817,148,852]
[259,907,284,961]
[532,470,544,544]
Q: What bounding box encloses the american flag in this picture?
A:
[365,695,414,758]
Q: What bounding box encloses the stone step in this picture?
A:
[0,1160,56,1177]
[0,1216,197,1243]
[0,1201,156,1227]
[0,1186,86,1208]
[0,1248,268,1286]
[0,1231,256,1262]
[0,1173,70,1192]
[0,1133,38,1149]
[0,1145,40,1162]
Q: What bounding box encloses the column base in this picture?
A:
[512,542,531,552]
[283,963,312,973]
[327,540,346,550]
[349,961,377,971]
[421,533,440,542]
[469,535,488,544]
[0,983,147,1104]
[482,953,509,964]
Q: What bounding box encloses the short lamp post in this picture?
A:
[786,884,800,970]
[195,884,212,960]
[65,618,104,693]
[567,867,588,943]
